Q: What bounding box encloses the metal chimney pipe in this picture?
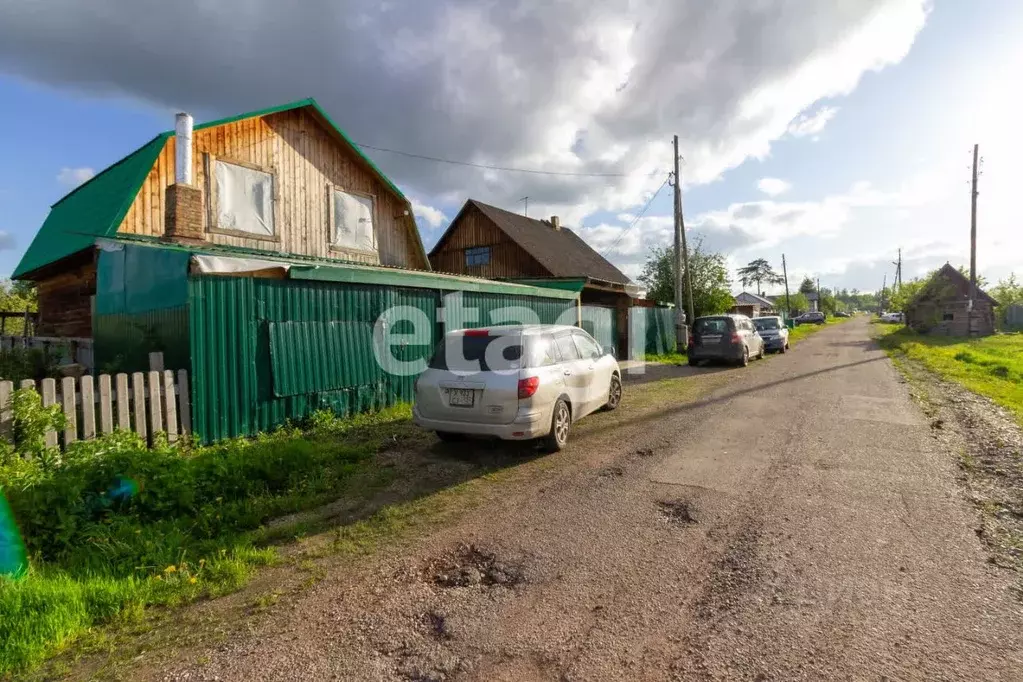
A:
[175,113,194,185]
[550,215,560,230]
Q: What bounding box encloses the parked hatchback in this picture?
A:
[687,315,764,367]
[794,311,826,325]
[413,325,622,451]
[752,316,789,353]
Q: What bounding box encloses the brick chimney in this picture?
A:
[550,215,561,230]
[164,113,205,243]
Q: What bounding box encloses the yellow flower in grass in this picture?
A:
[154,575,162,581]
[189,577,198,584]
[164,565,177,574]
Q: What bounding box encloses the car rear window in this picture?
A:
[694,318,730,334]
[428,334,523,372]
[754,318,781,330]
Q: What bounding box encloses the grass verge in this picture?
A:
[642,351,688,365]
[0,404,423,678]
[874,324,1023,425]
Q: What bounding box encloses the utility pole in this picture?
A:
[892,248,902,292]
[879,274,887,315]
[520,196,529,217]
[970,143,979,303]
[672,135,695,346]
[782,254,791,318]
[817,277,821,313]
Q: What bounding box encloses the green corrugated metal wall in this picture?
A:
[94,244,191,372]
[443,292,576,330]
[188,277,578,443]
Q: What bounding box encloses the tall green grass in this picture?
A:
[0,404,414,676]
[877,326,1023,425]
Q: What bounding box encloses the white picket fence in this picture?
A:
[0,370,191,450]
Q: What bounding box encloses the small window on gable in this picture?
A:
[943,312,955,321]
[212,159,276,238]
[465,246,491,266]
[330,187,376,253]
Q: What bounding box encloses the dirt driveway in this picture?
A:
[158,318,1023,681]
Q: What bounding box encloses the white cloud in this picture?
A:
[0,0,929,225]
[786,106,839,138]
[410,198,447,229]
[56,167,95,188]
[757,177,791,197]
[0,231,15,251]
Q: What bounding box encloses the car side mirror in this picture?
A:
[602,344,615,357]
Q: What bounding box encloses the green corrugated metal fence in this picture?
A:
[643,307,676,355]
[442,291,576,331]
[188,277,577,443]
[580,305,617,354]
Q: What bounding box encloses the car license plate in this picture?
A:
[449,388,474,407]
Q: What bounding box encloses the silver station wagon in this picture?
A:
[412,325,622,451]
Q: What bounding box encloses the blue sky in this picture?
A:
[1,0,1020,293]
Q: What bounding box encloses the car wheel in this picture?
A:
[435,431,464,442]
[688,357,699,367]
[757,344,765,360]
[603,373,622,411]
[738,347,749,367]
[780,343,787,354]
[543,399,571,452]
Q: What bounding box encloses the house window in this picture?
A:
[465,246,491,266]
[943,312,955,321]
[212,159,276,238]
[331,188,376,253]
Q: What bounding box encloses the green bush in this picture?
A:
[0,403,411,675]
[0,346,61,384]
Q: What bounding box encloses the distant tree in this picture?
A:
[785,292,810,315]
[990,273,1023,328]
[798,277,817,295]
[637,239,734,318]
[736,258,783,295]
[0,280,37,336]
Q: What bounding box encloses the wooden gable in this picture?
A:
[117,107,428,270]
[428,202,550,278]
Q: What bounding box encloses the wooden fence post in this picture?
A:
[80,375,96,440]
[177,370,191,436]
[62,377,77,445]
[99,374,114,435]
[148,370,163,437]
[163,370,178,443]
[132,372,147,442]
[0,380,12,443]
[116,373,130,431]
[40,378,57,448]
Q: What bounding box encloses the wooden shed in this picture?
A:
[904,263,998,336]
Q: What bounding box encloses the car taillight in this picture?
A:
[687,333,695,347]
[464,329,490,337]
[518,376,540,399]
[731,332,742,343]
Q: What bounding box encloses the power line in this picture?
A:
[600,176,670,257]
[354,142,631,177]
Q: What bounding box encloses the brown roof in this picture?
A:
[433,199,632,284]
[909,263,998,306]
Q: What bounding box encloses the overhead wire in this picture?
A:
[599,176,670,257]
[354,143,631,178]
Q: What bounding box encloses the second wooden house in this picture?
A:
[429,200,641,355]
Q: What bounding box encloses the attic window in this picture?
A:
[212,159,276,238]
[943,312,955,321]
[330,188,376,253]
[465,246,490,266]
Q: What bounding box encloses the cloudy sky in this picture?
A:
[0,0,1020,293]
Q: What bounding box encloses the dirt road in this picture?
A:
[163,318,1023,680]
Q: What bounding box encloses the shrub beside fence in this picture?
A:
[0,370,190,450]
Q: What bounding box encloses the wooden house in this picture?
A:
[731,291,776,318]
[904,263,998,336]
[429,199,641,354]
[13,98,431,339]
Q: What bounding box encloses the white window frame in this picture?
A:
[204,153,280,242]
[326,183,378,257]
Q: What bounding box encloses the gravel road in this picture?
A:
[162,318,1023,681]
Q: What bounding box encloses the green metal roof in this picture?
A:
[108,238,580,300]
[13,133,170,279]
[14,98,420,279]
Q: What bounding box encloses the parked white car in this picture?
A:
[413,325,622,451]
[880,311,904,323]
